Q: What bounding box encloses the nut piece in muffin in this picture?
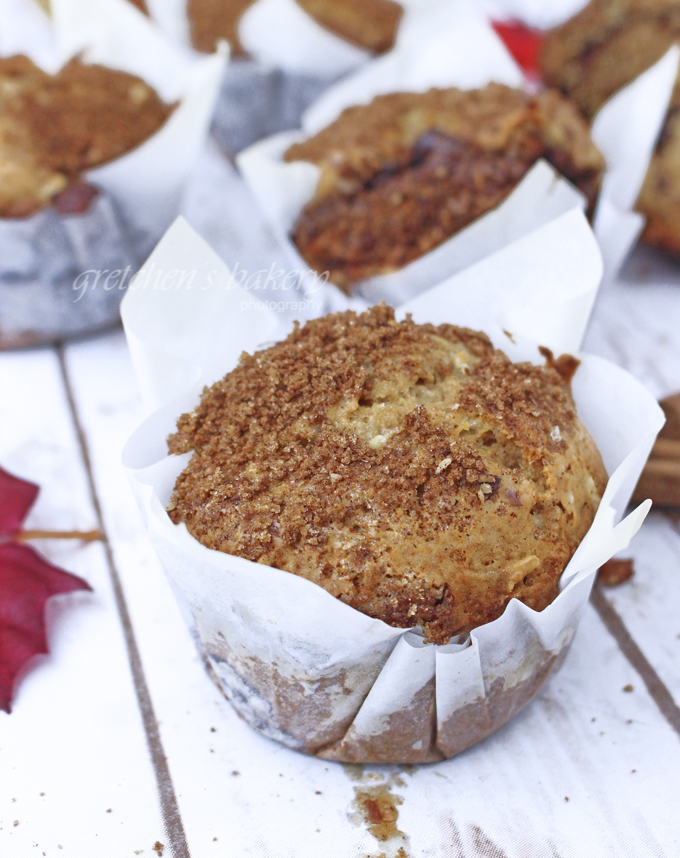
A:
[284,83,605,292]
[188,0,402,56]
[0,55,175,218]
[541,0,680,255]
[167,305,607,645]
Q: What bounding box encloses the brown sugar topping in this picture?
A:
[168,306,607,644]
[285,84,604,291]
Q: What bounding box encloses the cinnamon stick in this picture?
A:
[632,392,680,507]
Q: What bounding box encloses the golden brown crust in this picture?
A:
[295,0,402,54]
[285,84,604,292]
[0,55,174,218]
[168,306,607,645]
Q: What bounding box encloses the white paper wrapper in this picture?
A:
[120,213,663,762]
[0,192,135,349]
[0,0,225,347]
[239,0,372,78]
[237,7,678,307]
[238,0,510,80]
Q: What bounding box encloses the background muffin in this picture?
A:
[0,55,174,218]
[541,0,680,254]
[188,0,402,56]
[167,305,607,645]
[284,83,605,292]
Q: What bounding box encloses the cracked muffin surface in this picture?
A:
[285,83,604,292]
[541,0,680,254]
[167,305,607,645]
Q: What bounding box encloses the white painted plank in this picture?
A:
[583,253,680,711]
[584,259,680,399]
[64,330,680,857]
[597,511,680,705]
[0,347,167,855]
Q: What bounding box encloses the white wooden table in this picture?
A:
[1,146,679,858]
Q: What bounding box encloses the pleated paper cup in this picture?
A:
[120,212,662,762]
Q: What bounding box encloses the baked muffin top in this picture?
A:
[168,306,607,644]
[0,55,174,217]
[284,84,605,291]
[188,0,402,56]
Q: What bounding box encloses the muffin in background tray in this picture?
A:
[167,305,607,646]
[0,55,174,219]
[541,0,680,255]
[283,83,605,292]
[188,0,402,56]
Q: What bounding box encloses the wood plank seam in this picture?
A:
[590,583,680,740]
[55,345,192,858]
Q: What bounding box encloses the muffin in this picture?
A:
[284,83,605,292]
[0,55,174,218]
[188,0,402,56]
[167,305,607,646]
[541,0,680,254]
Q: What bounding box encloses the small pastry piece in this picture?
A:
[284,83,605,292]
[0,55,175,217]
[168,305,607,645]
[541,0,680,255]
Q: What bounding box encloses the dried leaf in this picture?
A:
[0,468,39,537]
[0,544,90,712]
[0,466,91,712]
[490,20,544,79]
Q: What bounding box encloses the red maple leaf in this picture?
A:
[0,466,92,713]
[491,19,545,80]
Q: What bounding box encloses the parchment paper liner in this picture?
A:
[120,212,662,762]
[0,0,225,347]
[0,191,134,348]
[237,7,679,307]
